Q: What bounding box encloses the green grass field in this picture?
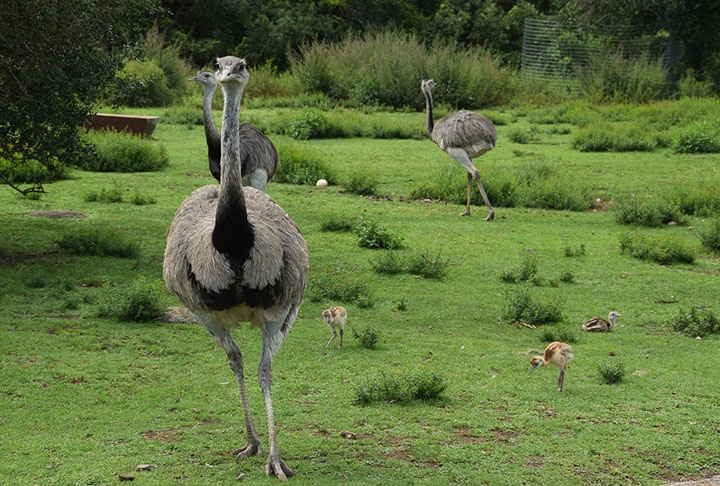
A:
[1,100,719,485]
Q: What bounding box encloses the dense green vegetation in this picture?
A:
[1,97,719,484]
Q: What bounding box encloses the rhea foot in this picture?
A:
[233,439,261,460]
[484,210,495,221]
[266,455,294,481]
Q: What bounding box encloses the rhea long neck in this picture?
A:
[201,82,221,180]
[212,80,253,259]
[424,88,434,138]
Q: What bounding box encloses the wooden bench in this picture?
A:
[90,113,160,137]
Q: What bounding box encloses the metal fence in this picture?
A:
[521,18,674,90]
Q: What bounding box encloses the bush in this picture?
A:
[698,219,720,252]
[539,327,577,344]
[354,370,447,406]
[571,122,657,152]
[319,214,356,232]
[56,225,139,258]
[369,251,406,275]
[619,232,695,265]
[578,48,667,104]
[344,171,379,196]
[598,360,626,385]
[274,141,337,185]
[351,324,381,349]
[81,131,169,173]
[614,195,685,227]
[370,249,450,279]
[308,271,374,308]
[288,108,332,140]
[671,307,720,338]
[671,182,720,217]
[356,218,404,250]
[97,277,165,322]
[563,243,586,257]
[672,120,720,153]
[502,287,564,326]
[498,251,538,284]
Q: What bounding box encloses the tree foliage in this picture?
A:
[0,0,160,194]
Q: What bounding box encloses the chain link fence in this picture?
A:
[521,18,677,93]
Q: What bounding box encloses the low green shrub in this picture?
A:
[356,218,404,250]
[351,324,381,349]
[539,327,577,344]
[85,186,124,203]
[354,370,447,406]
[274,142,337,185]
[308,270,374,308]
[671,182,720,217]
[672,120,720,153]
[619,232,695,265]
[406,250,450,279]
[671,307,720,338]
[697,219,720,252]
[369,251,406,275]
[502,287,564,326]
[319,214,356,232]
[56,225,139,258]
[614,195,685,227]
[81,131,169,173]
[563,243,586,257]
[598,359,625,385]
[288,108,332,140]
[344,171,379,196]
[97,277,165,322]
[498,251,538,283]
[571,122,657,152]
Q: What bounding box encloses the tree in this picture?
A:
[0,0,161,194]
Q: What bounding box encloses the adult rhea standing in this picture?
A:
[189,70,277,190]
[164,57,308,481]
[421,79,497,220]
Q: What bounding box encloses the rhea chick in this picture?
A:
[582,311,621,332]
[529,341,574,392]
[322,306,347,348]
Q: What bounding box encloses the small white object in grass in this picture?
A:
[316,179,328,187]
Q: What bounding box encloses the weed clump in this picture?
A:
[620,232,695,265]
[598,359,625,385]
[672,120,720,154]
[614,195,685,227]
[371,249,450,279]
[97,277,164,322]
[356,218,404,250]
[354,370,447,406]
[56,226,139,258]
[308,270,374,308]
[274,141,337,185]
[344,171,379,196]
[670,307,720,338]
[319,214,355,232]
[498,251,538,283]
[352,324,381,349]
[697,219,720,252]
[81,130,169,172]
[502,287,564,327]
[539,327,577,344]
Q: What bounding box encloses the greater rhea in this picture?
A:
[322,306,347,348]
[582,311,621,332]
[529,341,574,392]
[164,56,308,481]
[189,70,277,190]
[421,78,497,220]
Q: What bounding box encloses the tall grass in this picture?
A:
[290,30,510,109]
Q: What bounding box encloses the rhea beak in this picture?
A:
[529,362,540,373]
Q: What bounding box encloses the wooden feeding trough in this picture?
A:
[90,113,159,137]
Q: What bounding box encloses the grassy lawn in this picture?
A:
[1,101,719,485]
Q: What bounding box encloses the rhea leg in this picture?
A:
[259,308,295,480]
[557,369,565,392]
[326,329,337,347]
[211,331,262,459]
[448,148,495,221]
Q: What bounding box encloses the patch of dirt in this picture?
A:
[24,210,87,219]
[142,428,180,442]
[664,474,720,486]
